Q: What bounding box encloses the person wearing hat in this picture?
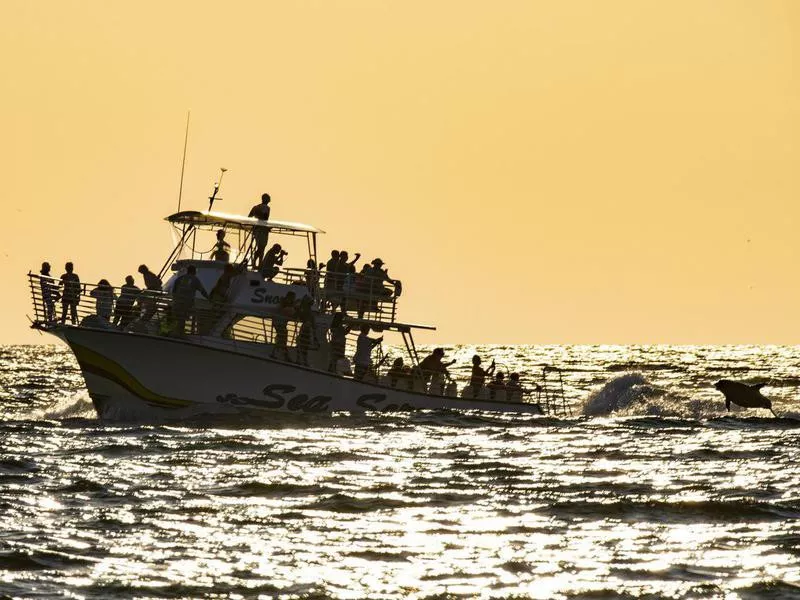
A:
[248,193,271,268]
[367,258,396,298]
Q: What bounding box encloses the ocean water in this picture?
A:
[1,343,800,599]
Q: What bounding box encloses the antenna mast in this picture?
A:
[208,167,228,211]
[176,110,191,212]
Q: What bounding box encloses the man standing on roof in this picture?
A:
[248,193,271,269]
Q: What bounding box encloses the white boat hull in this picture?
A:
[53,327,543,421]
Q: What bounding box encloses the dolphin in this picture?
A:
[713,379,777,417]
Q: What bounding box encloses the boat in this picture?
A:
[27,194,570,421]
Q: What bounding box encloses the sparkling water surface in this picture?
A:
[2,344,800,599]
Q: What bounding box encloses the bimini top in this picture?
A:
[165,210,325,235]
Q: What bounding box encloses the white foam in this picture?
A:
[28,391,96,420]
[582,373,718,419]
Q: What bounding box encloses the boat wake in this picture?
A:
[25,391,96,420]
[583,373,718,419]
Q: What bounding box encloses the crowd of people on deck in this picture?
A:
[36,259,245,338]
[34,193,530,401]
[36,259,530,400]
[204,191,398,318]
[374,345,525,401]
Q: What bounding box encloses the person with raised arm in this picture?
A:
[353,325,382,380]
[417,348,456,385]
[260,243,287,281]
[469,354,495,398]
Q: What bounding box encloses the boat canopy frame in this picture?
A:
[159,210,322,279]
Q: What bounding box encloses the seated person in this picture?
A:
[114,275,140,328]
[487,372,506,399]
[387,357,411,389]
[335,356,353,377]
[211,229,231,262]
[506,372,523,402]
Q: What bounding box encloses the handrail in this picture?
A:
[165,260,402,324]
[27,273,562,415]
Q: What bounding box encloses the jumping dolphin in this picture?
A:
[713,380,777,417]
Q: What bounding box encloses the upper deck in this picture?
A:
[166,210,325,236]
[161,209,407,327]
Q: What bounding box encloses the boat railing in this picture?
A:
[29,273,187,335]
[27,273,564,415]
[27,272,400,344]
[367,355,569,416]
[255,266,401,324]
[168,261,402,324]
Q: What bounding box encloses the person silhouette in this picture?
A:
[39,262,59,322]
[328,312,351,372]
[353,325,382,380]
[295,295,317,366]
[506,373,523,402]
[248,193,271,268]
[469,355,495,398]
[211,229,231,262]
[387,357,411,389]
[487,371,506,400]
[114,275,140,329]
[90,279,116,321]
[59,262,81,324]
[137,264,163,322]
[272,290,297,360]
[170,264,209,336]
[261,244,287,280]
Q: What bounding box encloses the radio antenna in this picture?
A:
[176,110,191,212]
[208,167,227,211]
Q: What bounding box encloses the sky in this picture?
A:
[2,0,799,345]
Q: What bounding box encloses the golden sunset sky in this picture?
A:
[2,1,798,344]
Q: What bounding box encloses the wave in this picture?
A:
[0,548,96,571]
[582,373,721,419]
[20,391,96,420]
[209,481,337,498]
[542,498,800,523]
